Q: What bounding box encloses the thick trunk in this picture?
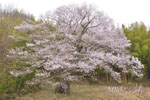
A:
[55,80,70,95]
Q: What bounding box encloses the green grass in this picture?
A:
[17,83,149,100]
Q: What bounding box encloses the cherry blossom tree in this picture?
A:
[8,4,143,93]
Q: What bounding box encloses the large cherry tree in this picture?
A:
[9,4,143,85]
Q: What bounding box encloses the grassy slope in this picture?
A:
[17,83,150,100]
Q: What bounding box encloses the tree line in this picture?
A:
[123,22,150,81]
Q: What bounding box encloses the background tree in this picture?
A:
[0,5,36,99]
[122,22,150,81]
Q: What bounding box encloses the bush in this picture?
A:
[126,82,135,87]
[87,77,98,84]
[95,68,107,80]
[0,71,36,100]
[135,77,143,83]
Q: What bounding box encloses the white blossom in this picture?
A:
[26,43,35,47]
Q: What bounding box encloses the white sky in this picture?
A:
[0,0,150,26]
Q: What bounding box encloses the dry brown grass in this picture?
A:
[16,83,150,100]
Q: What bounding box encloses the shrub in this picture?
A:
[0,70,36,100]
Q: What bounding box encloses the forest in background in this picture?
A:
[0,4,149,100]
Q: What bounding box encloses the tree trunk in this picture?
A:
[55,80,70,95]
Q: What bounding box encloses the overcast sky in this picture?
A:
[0,0,150,26]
